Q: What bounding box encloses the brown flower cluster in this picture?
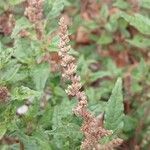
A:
[0,13,15,36]
[24,0,44,39]
[0,86,9,102]
[24,0,44,23]
[58,17,123,149]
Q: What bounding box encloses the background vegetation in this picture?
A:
[0,0,150,149]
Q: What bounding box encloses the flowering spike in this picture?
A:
[58,16,122,150]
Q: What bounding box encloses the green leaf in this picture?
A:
[51,99,81,149]
[9,0,25,5]
[10,70,28,83]
[0,125,6,140]
[105,14,119,32]
[45,0,64,20]
[12,86,41,100]
[121,13,150,35]
[1,64,21,82]
[123,115,137,133]
[132,59,148,81]
[49,123,81,149]
[0,46,14,68]
[32,129,52,150]
[54,86,66,97]
[15,131,41,150]
[104,78,124,132]
[100,4,109,19]
[113,0,129,9]
[0,1,9,14]
[105,59,122,76]
[90,101,107,115]
[14,38,41,65]
[90,71,112,82]
[97,34,113,45]
[126,34,150,48]
[52,99,74,127]
[31,63,50,91]
[0,58,21,83]
[48,35,59,52]
[140,0,150,9]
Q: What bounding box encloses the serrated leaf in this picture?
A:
[104,78,124,131]
[121,13,150,35]
[31,63,50,91]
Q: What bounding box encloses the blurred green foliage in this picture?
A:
[0,0,150,149]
